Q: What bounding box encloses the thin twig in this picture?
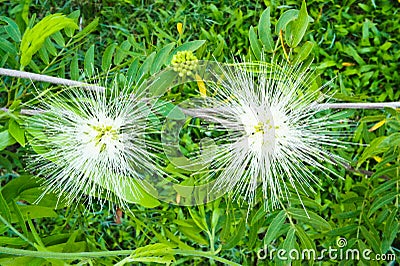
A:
[317,102,400,110]
[329,155,390,180]
[2,102,400,117]
[0,247,240,266]
[0,107,42,115]
[279,30,290,63]
[342,162,389,180]
[0,68,105,92]
[1,68,400,111]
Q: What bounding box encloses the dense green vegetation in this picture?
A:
[0,0,399,265]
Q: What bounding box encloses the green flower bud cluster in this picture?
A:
[171,51,198,77]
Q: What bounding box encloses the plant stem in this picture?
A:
[0,68,105,92]
[0,107,42,115]
[0,214,35,247]
[316,102,400,110]
[1,67,399,111]
[174,249,240,266]
[0,246,132,259]
[2,101,400,118]
[0,247,240,265]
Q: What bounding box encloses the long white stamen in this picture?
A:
[26,79,162,209]
[189,58,350,212]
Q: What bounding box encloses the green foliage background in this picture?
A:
[0,0,399,265]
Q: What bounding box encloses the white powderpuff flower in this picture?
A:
[194,59,348,211]
[26,79,161,208]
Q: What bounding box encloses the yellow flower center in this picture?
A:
[92,124,120,151]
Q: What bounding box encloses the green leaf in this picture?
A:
[48,241,86,253]
[212,37,225,57]
[367,191,397,217]
[295,225,315,252]
[249,26,261,60]
[357,136,387,167]
[211,208,221,229]
[8,119,25,147]
[264,210,286,247]
[275,10,298,35]
[287,195,322,211]
[18,188,65,209]
[359,115,386,123]
[332,210,361,219]
[222,219,246,249]
[220,210,233,240]
[0,130,16,151]
[282,227,296,263]
[179,226,209,246]
[327,225,358,236]
[0,37,18,55]
[293,41,314,63]
[258,8,274,52]
[10,201,29,237]
[117,73,127,86]
[102,43,116,71]
[247,219,260,249]
[360,226,381,254]
[161,226,192,250]
[1,175,41,202]
[19,13,78,68]
[59,61,66,80]
[370,178,398,197]
[20,0,31,26]
[44,37,57,56]
[0,156,12,172]
[168,40,206,62]
[0,236,27,246]
[51,31,65,48]
[0,16,21,42]
[150,42,176,75]
[382,209,398,253]
[120,179,160,208]
[38,45,50,64]
[71,18,99,44]
[11,205,58,223]
[125,243,174,264]
[288,208,332,231]
[143,68,177,97]
[126,58,139,82]
[173,178,194,198]
[383,132,400,147]
[188,208,208,232]
[0,257,44,266]
[62,230,82,253]
[114,40,132,65]
[84,44,95,77]
[136,51,156,83]
[285,0,309,48]
[0,192,11,223]
[154,99,185,120]
[372,156,398,175]
[343,45,366,65]
[65,10,80,37]
[70,53,79,80]
[26,214,45,248]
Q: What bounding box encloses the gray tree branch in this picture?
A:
[1,67,399,114]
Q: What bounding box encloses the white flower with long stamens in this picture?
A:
[193,59,348,211]
[26,79,161,208]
